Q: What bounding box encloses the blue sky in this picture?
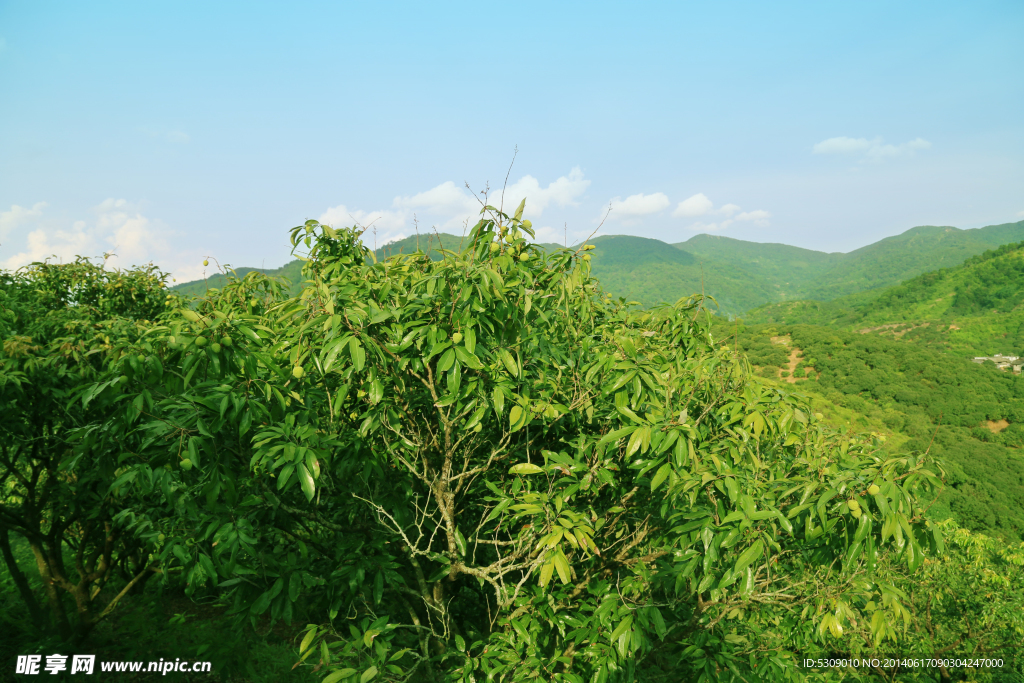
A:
[1,0,1022,280]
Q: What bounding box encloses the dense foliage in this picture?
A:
[3,207,1023,681]
[0,259,169,641]
[729,322,1024,541]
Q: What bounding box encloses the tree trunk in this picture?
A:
[0,526,47,630]
[28,539,72,640]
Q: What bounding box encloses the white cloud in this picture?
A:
[671,193,713,218]
[532,224,586,246]
[381,233,407,246]
[394,181,479,217]
[734,209,771,227]
[680,199,771,234]
[0,199,205,281]
[319,205,406,232]
[496,166,590,216]
[670,194,768,233]
[319,204,409,248]
[603,192,671,223]
[0,202,47,242]
[1017,210,1024,218]
[813,136,931,162]
[320,168,590,244]
[812,137,873,154]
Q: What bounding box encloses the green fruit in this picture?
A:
[847,500,860,512]
[221,336,232,347]
[473,423,483,433]
[157,533,165,542]
[519,253,530,261]
[210,342,222,353]
[168,336,176,345]
[292,365,305,379]
[194,336,208,348]
[867,484,881,495]
[489,242,499,252]
[181,458,193,470]
[250,299,259,308]
[203,260,209,267]
[522,219,532,229]
[453,332,463,344]
[582,254,591,261]
[119,375,129,385]
[583,244,596,251]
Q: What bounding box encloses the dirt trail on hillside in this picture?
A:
[770,335,813,384]
[986,419,1010,434]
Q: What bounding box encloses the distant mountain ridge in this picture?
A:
[744,239,1024,357]
[172,219,1024,316]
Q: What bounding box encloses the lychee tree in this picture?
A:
[100,204,948,682]
[0,258,169,641]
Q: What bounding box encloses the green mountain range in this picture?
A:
[173,219,1024,317]
[745,239,1024,356]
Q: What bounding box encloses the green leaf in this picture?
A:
[368,379,384,405]
[485,499,511,522]
[277,464,295,491]
[552,550,571,584]
[539,559,554,587]
[509,405,524,430]
[740,566,754,597]
[464,327,476,354]
[626,428,645,456]
[492,386,505,415]
[454,527,467,556]
[598,425,638,446]
[299,627,317,655]
[349,338,366,371]
[498,349,518,377]
[509,463,543,475]
[733,539,764,575]
[610,615,633,642]
[437,348,456,373]
[322,669,356,683]
[360,666,378,683]
[650,463,671,492]
[297,463,315,502]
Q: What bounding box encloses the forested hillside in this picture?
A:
[716,320,1024,542]
[746,240,1024,357]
